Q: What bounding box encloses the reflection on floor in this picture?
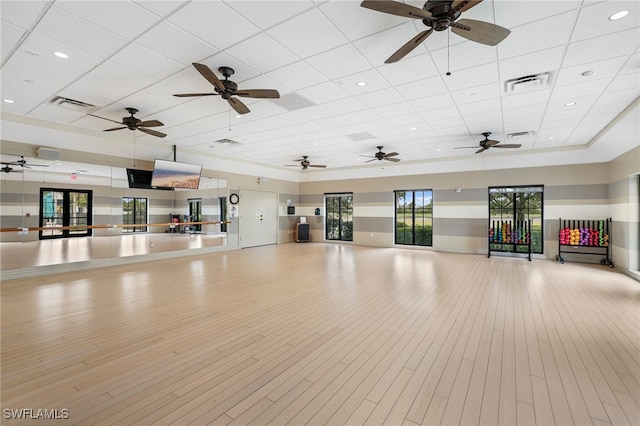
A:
[1,233,227,271]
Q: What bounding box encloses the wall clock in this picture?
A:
[229,193,239,204]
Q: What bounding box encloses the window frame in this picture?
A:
[122,197,148,233]
[325,192,353,241]
[39,188,93,239]
[394,189,433,247]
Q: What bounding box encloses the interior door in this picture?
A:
[239,189,278,248]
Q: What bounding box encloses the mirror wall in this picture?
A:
[0,157,227,272]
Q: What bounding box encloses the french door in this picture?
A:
[40,188,92,239]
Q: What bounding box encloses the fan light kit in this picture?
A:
[360,0,511,64]
[174,63,280,115]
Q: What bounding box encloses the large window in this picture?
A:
[122,197,147,233]
[40,188,92,239]
[395,189,433,246]
[489,185,543,254]
[325,193,353,241]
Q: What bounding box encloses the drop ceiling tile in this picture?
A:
[226,1,315,30]
[550,80,612,104]
[450,83,499,105]
[226,33,298,74]
[322,97,367,115]
[266,61,328,91]
[355,88,404,109]
[320,0,397,40]
[135,21,218,64]
[58,74,134,108]
[354,22,428,66]
[563,28,640,68]
[3,52,83,89]
[33,6,127,57]
[372,101,416,119]
[397,76,449,103]
[571,1,640,42]
[54,1,159,39]
[442,63,499,91]
[29,103,88,124]
[408,92,455,112]
[19,32,103,73]
[297,81,349,105]
[133,1,188,18]
[335,69,390,95]
[555,56,629,86]
[502,89,552,109]
[497,10,577,60]
[620,52,639,75]
[376,52,438,86]
[494,1,579,29]
[607,72,640,92]
[168,1,260,50]
[420,105,461,122]
[502,103,546,120]
[110,43,183,80]
[457,98,501,115]
[1,21,26,62]
[306,44,371,79]
[1,0,49,28]
[431,41,498,75]
[266,8,347,58]
[499,46,565,82]
[90,60,157,90]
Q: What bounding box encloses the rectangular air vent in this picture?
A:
[504,72,551,93]
[271,93,315,111]
[347,132,375,141]
[506,131,535,139]
[214,138,240,145]
[49,96,95,111]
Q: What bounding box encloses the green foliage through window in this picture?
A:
[325,193,353,241]
[395,189,433,246]
[489,186,543,254]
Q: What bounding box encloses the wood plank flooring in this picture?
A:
[1,243,638,425]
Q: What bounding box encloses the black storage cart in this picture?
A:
[556,218,613,267]
[488,219,532,261]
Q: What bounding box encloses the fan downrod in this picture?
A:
[126,107,139,116]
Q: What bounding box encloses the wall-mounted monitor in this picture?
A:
[151,159,202,189]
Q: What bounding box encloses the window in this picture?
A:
[122,197,147,232]
[489,185,543,254]
[325,193,353,241]
[395,189,433,246]
[40,189,92,239]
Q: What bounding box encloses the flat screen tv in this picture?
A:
[126,168,173,190]
[151,159,202,189]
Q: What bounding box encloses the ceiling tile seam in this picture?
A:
[528,1,584,150]
[0,1,54,69]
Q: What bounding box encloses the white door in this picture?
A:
[239,189,278,248]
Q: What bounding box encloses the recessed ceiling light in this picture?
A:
[609,10,629,21]
[410,127,417,131]
[548,136,555,140]
[235,114,242,119]
[54,51,68,59]
[3,99,15,104]
[564,102,576,106]
[356,81,367,87]
[581,70,594,77]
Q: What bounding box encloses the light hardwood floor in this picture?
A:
[1,243,638,425]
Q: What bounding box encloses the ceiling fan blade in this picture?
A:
[360,0,431,19]
[451,19,511,46]
[492,144,522,149]
[454,146,478,149]
[384,157,401,162]
[228,97,250,115]
[451,0,483,13]
[385,29,433,64]
[475,147,487,154]
[384,152,399,157]
[137,127,167,138]
[137,119,164,128]
[192,62,226,92]
[308,164,327,168]
[364,158,378,163]
[485,139,501,147]
[173,93,218,97]
[103,126,127,132]
[236,89,280,99]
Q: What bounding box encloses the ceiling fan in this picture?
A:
[363,146,401,163]
[1,156,49,173]
[285,156,327,170]
[174,63,280,115]
[90,108,166,138]
[360,0,511,63]
[455,132,521,154]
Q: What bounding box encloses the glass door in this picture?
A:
[40,188,92,239]
[188,198,202,232]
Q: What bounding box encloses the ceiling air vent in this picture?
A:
[347,132,375,141]
[504,72,552,93]
[213,138,240,145]
[49,96,95,112]
[271,93,315,111]
[506,131,535,139]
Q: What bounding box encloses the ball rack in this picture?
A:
[556,217,613,267]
